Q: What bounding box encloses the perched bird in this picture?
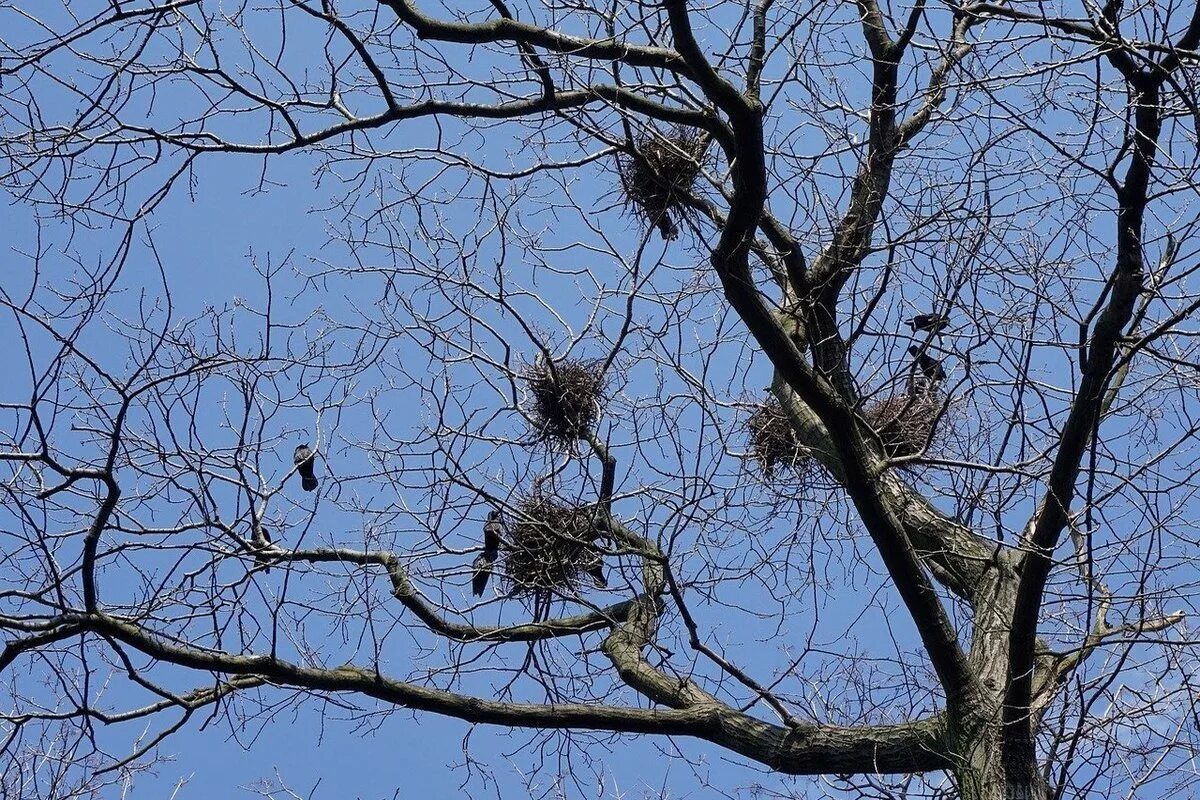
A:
[472,510,503,596]
[908,345,947,383]
[907,313,949,334]
[471,554,493,596]
[293,443,318,492]
[252,525,274,573]
[586,560,607,588]
[655,212,679,242]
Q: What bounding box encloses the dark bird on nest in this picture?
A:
[655,213,679,242]
[907,313,949,334]
[473,510,503,596]
[252,525,274,573]
[293,443,318,492]
[908,346,947,383]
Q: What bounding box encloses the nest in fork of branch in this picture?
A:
[523,356,606,444]
[502,494,604,595]
[617,126,709,241]
[747,398,815,479]
[861,389,946,461]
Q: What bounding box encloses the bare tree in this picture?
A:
[3,0,1200,797]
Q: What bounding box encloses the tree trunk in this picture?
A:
[954,731,1050,800]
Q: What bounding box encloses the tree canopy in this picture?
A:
[3,1,1200,797]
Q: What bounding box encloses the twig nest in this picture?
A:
[618,126,709,241]
[861,390,945,460]
[503,494,603,595]
[523,356,606,443]
[747,398,814,479]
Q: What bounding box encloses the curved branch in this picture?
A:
[1005,70,1166,754]
[63,612,952,775]
[378,0,689,73]
[118,87,718,155]
[278,545,639,643]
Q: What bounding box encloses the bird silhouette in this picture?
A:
[907,313,949,334]
[908,346,947,383]
[473,510,503,596]
[655,212,679,241]
[586,560,607,588]
[293,443,318,492]
[252,525,274,573]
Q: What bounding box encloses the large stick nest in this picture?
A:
[861,390,946,460]
[502,495,604,595]
[523,356,606,444]
[747,398,814,479]
[617,127,709,241]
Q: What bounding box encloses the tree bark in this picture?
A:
[954,742,1050,800]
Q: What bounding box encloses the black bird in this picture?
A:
[293,443,318,492]
[655,212,679,242]
[473,510,503,596]
[586,560,607,588]
[252,525,274,573]
[907,313,949,334]
[908,346,947,383]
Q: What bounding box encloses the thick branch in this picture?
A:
[773,384,997,604]
[663,17,972,701]
[48,613,951,775]
[378,0,688,72]
[280,546,638,643]
[1004,75,1161,745]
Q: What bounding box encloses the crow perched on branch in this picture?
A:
[586,560,607,588]
[293,444,318,492]
[907,313,949,334]
[908,345,947,383]
[252,525,274,573]
[473,510,503,596]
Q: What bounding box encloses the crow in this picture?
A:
[586,560,607,588]
[655,212,679,242]
[908,346,947,383]
[473,510,503,596]
[293,443,318,492]
[907,313,949,334]
[252,525,274,573]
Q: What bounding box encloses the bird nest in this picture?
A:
[747,398,814,479]
[861,391,946,460]
[523,356,606,443]
[618,127,709,241]
[502,495,603,595]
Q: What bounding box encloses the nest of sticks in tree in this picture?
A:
[618,126,709,241]
[747,398,814,479]
[523,356,606,444]
[861,390,946,460]
[502,494,603,595]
